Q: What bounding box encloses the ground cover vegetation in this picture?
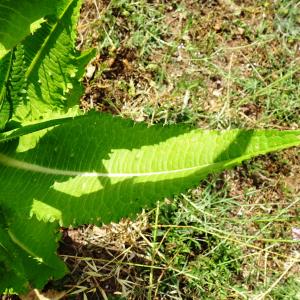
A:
[0,0,299,299]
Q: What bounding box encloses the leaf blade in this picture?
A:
[1,112,299,224]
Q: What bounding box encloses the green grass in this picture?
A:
[34,0,300,299]
[145,171,299,299]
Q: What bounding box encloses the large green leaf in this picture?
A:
[0,112,299,291]
[0,0,69,58]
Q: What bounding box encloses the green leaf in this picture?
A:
[0,213,66,293]
[0,0,95,129]
[0,51,13,130]
[0,112,299,291]
[9,0,94,122]
[0,0,70,58]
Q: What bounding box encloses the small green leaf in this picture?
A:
[0,51,13,130]
[10,0,91,122]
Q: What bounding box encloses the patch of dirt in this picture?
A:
[55,217,152,299]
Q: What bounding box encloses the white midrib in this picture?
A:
[1,140,299,178]
[0,153,203,177]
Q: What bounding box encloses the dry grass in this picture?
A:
[59,215,152,299]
